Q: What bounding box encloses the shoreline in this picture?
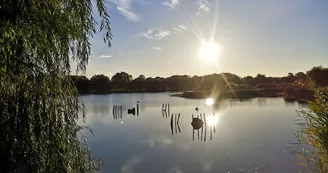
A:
[79,88,314,103]
[170,88,314,103]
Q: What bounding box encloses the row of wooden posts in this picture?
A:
[112,102,140,120]
[113,105,123,119]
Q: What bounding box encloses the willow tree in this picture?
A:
[0,0,111,172]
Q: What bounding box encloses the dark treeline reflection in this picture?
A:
[71,66,328,94]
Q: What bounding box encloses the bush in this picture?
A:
[298,89,328,172]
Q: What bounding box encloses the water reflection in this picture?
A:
[170,113,181,135]
[162,103,170,119]
[81,94,305,173]
[190,114,218,142]
[112,101,140,119]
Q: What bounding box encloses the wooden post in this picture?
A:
[177,113,180,124]
[170,115,174,135]
[175,113,177,134]
[204,113,206,142]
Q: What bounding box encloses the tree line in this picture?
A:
[71,66,328,94]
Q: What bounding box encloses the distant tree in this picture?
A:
[89,74,111,93]
[306,66,328,87]
[111,72,133,88]
[296,72,306,79]
[134,75,145,81]
[288,72,294,77]
[70,75,90,94]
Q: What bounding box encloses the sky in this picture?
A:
[76,0,328,79]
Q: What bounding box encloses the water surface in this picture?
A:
[79,93,307,173]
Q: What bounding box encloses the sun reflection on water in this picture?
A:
[205,98,214,106]
[207,115,219,126]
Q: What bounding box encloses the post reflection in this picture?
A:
[170,113,181,135]
[191,113,218,142]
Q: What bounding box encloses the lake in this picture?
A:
[79,93,307,173]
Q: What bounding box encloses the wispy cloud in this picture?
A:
[135,24,188,40]
[98,55,112,58]
[197,0,210,15]
[178,24,188,30]
[117,6,140,21]
[173,24,188,33]
[162,0,179,8]
[152,47,162,50]
[140,28,171,40]
[111,0,140,21]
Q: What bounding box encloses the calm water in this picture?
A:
[79,93,308,173]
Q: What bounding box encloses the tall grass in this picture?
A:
[298,88,328,172]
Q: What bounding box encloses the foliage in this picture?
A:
[89,74,111,93]
[306,66,328,87]
[0,0,111,172]
[72,66,328,94]
[111,72,133,89]
[71,75,90,94]
[298,88,328,172]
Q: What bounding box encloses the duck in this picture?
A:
[127,108,136,115]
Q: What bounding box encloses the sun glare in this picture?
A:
[207,116,218,126]
[199,41,222,62]
[205,98,214,106]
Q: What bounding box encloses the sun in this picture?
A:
[199,41,222,61]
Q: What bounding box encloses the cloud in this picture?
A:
[162,0,179,8]
[173,28,182,32]
[135,24,188,40]
[144,136,173,148]
[152,47,162,50]
[117,6,140,21]
[111,0,140,21]
[140,28,171,40]
[121,157,142,173]
[177,24,188,31]
[112,0,132,9]
[196,0,210,15]
[98,55,112,58]
[168,167,183,173]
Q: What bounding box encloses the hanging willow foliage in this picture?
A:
[0,0,111,172]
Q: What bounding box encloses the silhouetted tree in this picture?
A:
[111,72,133,89]
[70,75,90,94]
[307,66,328,87]
[90,74,111,93]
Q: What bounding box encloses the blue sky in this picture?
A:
[80,0,328,79]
